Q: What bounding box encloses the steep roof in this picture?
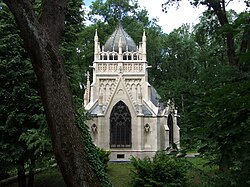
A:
[104,23,137,52]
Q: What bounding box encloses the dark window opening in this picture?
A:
[110,101,131,148]
[117,154,125,159]
[168,114,174,146]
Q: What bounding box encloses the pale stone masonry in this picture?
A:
[84,24,180,161]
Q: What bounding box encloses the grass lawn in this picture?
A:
[2,157,217,187]
[107,162,132,187]
[1,163,132,187]
[185,157,218,187]
[33,167,66,187]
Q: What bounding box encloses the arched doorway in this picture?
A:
[110,101,131,148]
[167,114,174,146]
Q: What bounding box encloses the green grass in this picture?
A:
[34,163,133,187]
[2,158,218,187]
[107,162,132,187]
[185,157,218,187]
[33,167,66,187]
[1,167,66,187]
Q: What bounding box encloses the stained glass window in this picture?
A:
[110,101,131,148]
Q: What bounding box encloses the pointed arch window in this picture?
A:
[168,114,174,146]
[110,101,131,148]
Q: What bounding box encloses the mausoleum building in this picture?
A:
[84,24,180,161]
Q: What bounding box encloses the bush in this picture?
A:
[97,147,111,171]
[130,151,190,187]
[0,172,10,180]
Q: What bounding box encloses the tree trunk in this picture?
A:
[27,158,35,187]
[207,0,238,66]
[3,1,100,186]
[17,159,26,187]
[240,16,250,66]
[219,145,230,172]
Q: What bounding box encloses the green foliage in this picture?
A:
[234,11,250,71]
[19,124,52,155]
[130,151,190,187]
[60,0,86,103]
[97,147,111,171]
[188,75,250,186]
[88,0,139,25]
[0,0,86,181]
[76,110,112,187]
[152,9,250,186]
[0,2,48,176]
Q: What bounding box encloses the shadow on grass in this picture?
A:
[1,158,216,187]
[1,167,66,187]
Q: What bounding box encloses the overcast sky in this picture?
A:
[85,0,247,33]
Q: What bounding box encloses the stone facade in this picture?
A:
[84,24,180,161]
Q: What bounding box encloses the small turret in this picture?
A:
[83,71,90,106]
[94,29,99,61]
[142,29,147,61]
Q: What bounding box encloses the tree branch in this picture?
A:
[3,0,40,44]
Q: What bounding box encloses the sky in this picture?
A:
[84,0,247,33]
[138,0,247,33]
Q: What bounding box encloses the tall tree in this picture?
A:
[0,3,49,186]
[162,0,250,67]
[2,0,109,186]
[160,2,250,185]
[61,0,86,102]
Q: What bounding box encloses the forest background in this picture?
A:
[0,0,249,186]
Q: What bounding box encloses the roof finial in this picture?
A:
[94,29,98,41]
[143,29,146,42]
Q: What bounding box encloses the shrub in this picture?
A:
[97,147,111,171]
[130,151,190,187]
[0,172,10,180]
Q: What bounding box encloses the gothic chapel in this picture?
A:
[84,24,180,161]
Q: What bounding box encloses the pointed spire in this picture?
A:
[94,29,98,42]
[118,36,122,48]
[94,29,99,61]
[86,71,90,82]
[142,29,147,61]
[98,92,103,114]
[118,36,122,60]
[83,71,91,107]
[143,29,146,42]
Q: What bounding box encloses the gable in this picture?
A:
[104,77,138,117]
